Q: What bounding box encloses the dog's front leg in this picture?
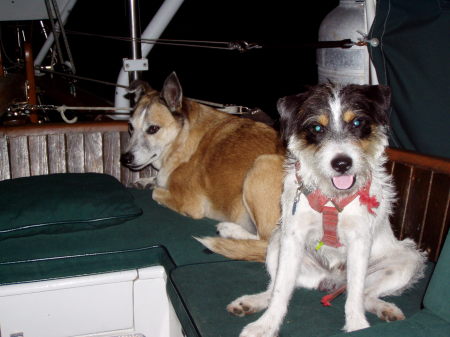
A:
[133,176,157,189]
[240,223,304,337]
[342,223,372,332]
[153,187,205,219]
[152,187,181,212]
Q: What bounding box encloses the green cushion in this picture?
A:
[168,261,434,337]
[423,230,450,322]
[0,188,225,285]
[0,173,142,240]
[331,309,450,337]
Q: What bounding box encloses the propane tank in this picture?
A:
[317,0,370,85]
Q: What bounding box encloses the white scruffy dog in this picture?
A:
[227,83,426,336]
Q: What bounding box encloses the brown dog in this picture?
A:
[121,72,284,261]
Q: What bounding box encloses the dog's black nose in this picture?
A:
[120,152,134,166]
[331,156,352,173]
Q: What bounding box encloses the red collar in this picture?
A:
[294,161,379,248]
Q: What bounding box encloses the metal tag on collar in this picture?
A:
[292,183,303,215]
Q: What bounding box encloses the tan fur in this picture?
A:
[195,237,269,262]
[153,101,284,221]
[358,125,387,158]
[343,110,357,123]
[318,114,329,126]
[125,76,284,262]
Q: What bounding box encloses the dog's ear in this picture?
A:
[161,72,183,112]
[363,85,391,112]
[277,92,310,142]
[128,80,152,103]
[358,85,391,125]
[341,84,391,126]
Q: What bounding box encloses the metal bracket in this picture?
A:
[355,30,379,47]
[123,58,149,72]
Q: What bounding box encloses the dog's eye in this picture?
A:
[128,123,134,135]
[310,124,324,134]
[352,118,363,128]
[146,125,160,134]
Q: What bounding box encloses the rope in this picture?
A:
[36,67,129,89]
[56,105,133,124]
[7,100,254,124]
[8,103,133,124]
[34,68,253,114]
[64,29,361,50]
[56,105,133,112]
[64,29,261,52]
[9,103,132,113]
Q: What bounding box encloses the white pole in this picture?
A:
[365,0,379,84]
[34,0,78,67]
[113,0,185,118]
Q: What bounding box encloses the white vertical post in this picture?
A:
[34,0,78,67]
[365,0,378,84]
[113,0,184,118]
[129,0,142,83]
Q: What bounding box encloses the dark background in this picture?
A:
[2,1,448,157]
[62,0,338,116]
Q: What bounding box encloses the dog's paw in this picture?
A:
[132,177,156,189]
[216,222,258,240]
[365,298,406,322]
[227,293,270,317]
[377,302,405,322]
[227,299,257,317]
[240,320,278,337]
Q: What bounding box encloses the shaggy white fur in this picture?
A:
[227,83,426,336]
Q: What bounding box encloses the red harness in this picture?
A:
[293,161,380,306]
[294,161,379,248]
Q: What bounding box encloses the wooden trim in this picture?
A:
[386,148,450,175]
[0,121,128,137]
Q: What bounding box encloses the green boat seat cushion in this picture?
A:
[169,261,434,337]
[423,229,450,322]
[0,187,224,285]
[0,173,142,240]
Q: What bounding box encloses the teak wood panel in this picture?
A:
[66,133,85,173]
[84,132,103,173]
[390,161,450,261]
[0,130,153,185]
[0,137,10,180]
[47,134,66,174]
[103,131,121,181]
[8,136,30,179]
[28,135,49,176]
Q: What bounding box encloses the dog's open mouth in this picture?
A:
[332,175,355,190]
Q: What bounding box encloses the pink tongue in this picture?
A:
[332,175,355,190]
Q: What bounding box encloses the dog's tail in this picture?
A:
[194,236,268,262]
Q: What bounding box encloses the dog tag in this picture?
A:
[292,186,301,215]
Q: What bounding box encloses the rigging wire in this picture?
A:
[63,29,358,51]
[36,67,130,89]
[63,29,261,51]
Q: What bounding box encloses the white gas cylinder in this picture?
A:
[317,0,370,85]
